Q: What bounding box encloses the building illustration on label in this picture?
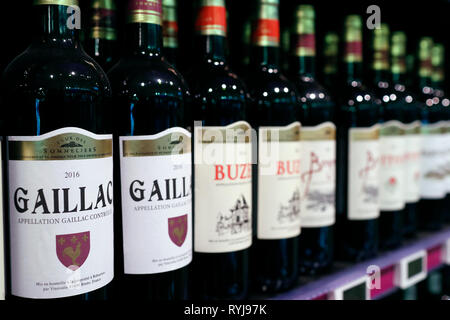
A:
[216,195,250,236]
[302,151,335,213]
[168,214,188,247]
[56,231,90,271]
[277,189,300,223]
[360,150,379,204]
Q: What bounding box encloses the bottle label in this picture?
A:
[195,0,227,37]
[404,121,422,203]
[348,125,380,220]
[0,140,4,300]
[162,5,178,48]
[257,122,301,240]
[379,120,406,211]
[8,128,114,299]
[120,128,192,274]
[300,122,336,227]
[127,0,162,25]
[253,2,280,47]
[194,121,252,253]
[89,0,117,41]
[420,122,447,199]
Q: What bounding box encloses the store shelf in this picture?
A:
[270,226,450,300]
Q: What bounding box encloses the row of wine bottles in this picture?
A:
[0,0,448,301]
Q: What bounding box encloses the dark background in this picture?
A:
[0,0,448,90]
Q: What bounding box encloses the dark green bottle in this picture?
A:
[390,31,422,239]
[321,32,339,100]
[188,0,251,300]
[430,43,450,222]
[107,0,191,300]
[162,0,179,67]
[370,24,404,250]
[85,0,118,71]
[289,5,335,275]
[247,0,300,294]
[417,37,445,231]
[335,15,379,262]
[1,0,112,300]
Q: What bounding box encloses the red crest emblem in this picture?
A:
[56,231,90,271]
[168,215,188,247]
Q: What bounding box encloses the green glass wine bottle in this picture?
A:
[335,15,380,262]
[289,5,336,275]
[1,0,113,300]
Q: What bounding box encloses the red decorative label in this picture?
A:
[253,19,280,46]
[345,41,363,62]
[295,34,316,56]
[168,214,188,247]
[56,231,90,271]
[195,5,227,36]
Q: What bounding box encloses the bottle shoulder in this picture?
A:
[2,45,111,97]
[107,55,189,98]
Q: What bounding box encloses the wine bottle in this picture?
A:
[162,0,179,67]
[430,44,450,222]
[107,0,191,300]
[322,32,339,100]
[335,15,380,262]
[370,24,405,250]
[188,0,252,300]
[390,31,422,238]
[1,0,113,300]
[290,5,335,274]
[417,37,445,231]
[247,0,300,293]
[85,0,118,71]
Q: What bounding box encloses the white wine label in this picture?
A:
[257,122,301,240]
[0,140,4,301]
[120,128,192,274]
[348,125,380,220]
[379,120,406,211]
[404,121,422,203]
[420,122,447,199]
[8,128,114,299]
[194,121,252,253]
[300,122,336,228]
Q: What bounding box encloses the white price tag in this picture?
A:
[328,275,370,300]
[394,250,427,289]
[443,238,450,265]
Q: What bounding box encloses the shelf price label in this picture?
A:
[328,275,370,300]
[394,250,427,289]
[443,238,450,265]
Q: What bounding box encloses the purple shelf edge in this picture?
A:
[271,227,450,300]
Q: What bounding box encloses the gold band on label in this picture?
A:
[300,123,336,141]
[404,121,421,135]
[197,25,226,37]
[295,18,314,35]
[200,0,224,6]
[122,133,191,157]
[163,37,178,48]
[34,0,78,6]
[345,53,363,63]
[380,122,405,136]
[421,123,446,135]
[128,11,162,25]
[9,133,112,161]
[324,33,339,56]
[196,122,252,144]
[90,27,117,40]
[260,122,300,143]
[350,125,380,141]
[296,47,315,57]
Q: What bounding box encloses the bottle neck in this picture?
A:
[125,23,162,56]
[343,39,363,84]
[293,55,316,78]
[251,46,280,68]
[32,4,81,49]
[89,0,117,43]
[196,35,227,62]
